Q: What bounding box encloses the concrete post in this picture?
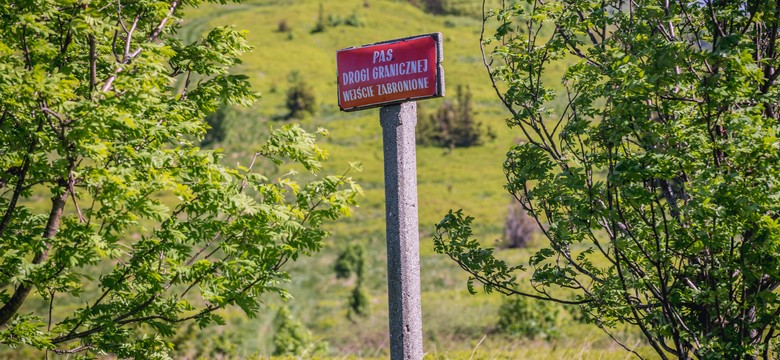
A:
[380,102,423,360]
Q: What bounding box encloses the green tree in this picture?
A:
[435,0,780,359]
[0,0,359,357]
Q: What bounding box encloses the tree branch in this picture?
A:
[0,118,43,238]
[101,0,182,93]
[89,34,97,94]
[147,0,181,43]
[21,25,32,70]
[123,11,141,61]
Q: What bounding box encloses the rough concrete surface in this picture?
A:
[380,102,423,360]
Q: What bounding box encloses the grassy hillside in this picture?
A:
[170,0,652,358]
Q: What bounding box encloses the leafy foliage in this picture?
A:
[347,285,371,320]
[435,0,780,358]
[334,243,365,280]
[497,295,560,340]
[171,321,242,359]
[0,0,359,357]
[272,306,328,357]
[434,210,527,296]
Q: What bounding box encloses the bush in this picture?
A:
[311,3,326,33]
[200,105,229,147]
[407,0,478,16]
[285,71,317,118]
[0,2,359,357]
[503,199,539,248]
[171,322,242,359]
[277,19,291,33]
[405,0,445,14]
[496,296,560,340]
[272,306,328,357]
[344,11,364,27]
[348,285,371,319]
[328,11,364,28]
[417,85,493,148]
[334,244,370,319]
[334,243,365,279]
[438,0,780,356]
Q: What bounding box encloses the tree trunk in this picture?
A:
[0,189,68,326]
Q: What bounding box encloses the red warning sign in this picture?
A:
[337,33,444,111]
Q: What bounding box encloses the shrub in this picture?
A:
[503,199,539,248]
[417,85,493,148]
[348,285,371,319]
[496,296,560,340]
[334,243,365,279]
[311,3,326,33]
[172,322,242,359]
[343,11,364,27]
[407,0,477,16]
[277,19,291,33]
[200,105,229,147]
[0,1,359,357]
[334,244,370,319]
[285,71,317,118]
[328,11,364,28]
[272,306,328,356]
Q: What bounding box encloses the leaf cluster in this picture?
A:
[435,0,780,358]
[0,0,360,357]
